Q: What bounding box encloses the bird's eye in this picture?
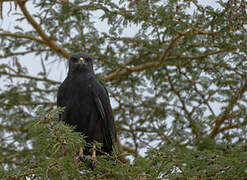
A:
[71,57,77,62]
[85,57,91,62]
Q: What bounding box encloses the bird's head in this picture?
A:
[68,52,94,74]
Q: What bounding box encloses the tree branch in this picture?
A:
[166,70,200,138]
[210,78,247,137]
[217,124,239,134]
[0,71,60,84]
[0,0,16,2]
[0,32,45,45]
[180,70,216,117]
[16,0,70,59]
[0,123,21,132]
[6,101,56,106]
[0,49,50,59]
[104,33,184,81]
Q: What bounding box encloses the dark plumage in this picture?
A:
[57,52,116,156]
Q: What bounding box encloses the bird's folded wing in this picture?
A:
[94,96,116,148]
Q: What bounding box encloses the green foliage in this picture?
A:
[144,145,247,178]
[1,0,247,178]
[0,107,86,179]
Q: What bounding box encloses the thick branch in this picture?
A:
[16,0,70,59]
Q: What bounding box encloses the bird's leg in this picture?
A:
[74,147,84,167]
[78,147,89,162]
[77,144,96,170]
[90,143,96,170]
[79,147,83,157]
[92,144,96,159]
[79,147,84,161]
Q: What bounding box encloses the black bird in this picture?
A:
[57,52,117,162]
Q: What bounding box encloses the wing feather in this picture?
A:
[93,81,116,153]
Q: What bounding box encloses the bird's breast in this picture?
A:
[66,74,95,101]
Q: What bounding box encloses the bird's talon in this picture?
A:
[78,154,96,170]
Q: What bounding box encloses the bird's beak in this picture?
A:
[79,57,86,64]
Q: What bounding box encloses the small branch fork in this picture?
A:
[210,78,247,137]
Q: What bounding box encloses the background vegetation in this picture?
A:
[0,0,247,179]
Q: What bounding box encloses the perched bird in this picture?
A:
[57,52,116,164]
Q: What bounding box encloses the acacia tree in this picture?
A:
[1,0,247,179]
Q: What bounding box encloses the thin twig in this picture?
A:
[0,32,45,45]
[0,71,60,84]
